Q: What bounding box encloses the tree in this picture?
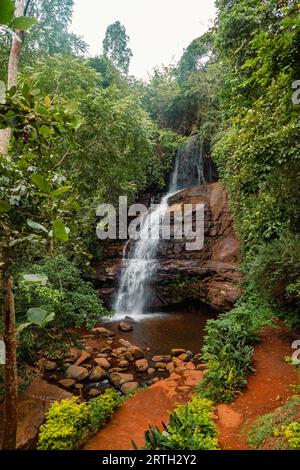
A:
[102,21,132,75]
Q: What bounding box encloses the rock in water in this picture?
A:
[109,372,134,387]
[118,321,133,332]
[135,359,149,372]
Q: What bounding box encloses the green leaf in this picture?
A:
[0,200,12,213]
[27,219,48,233]
[17,322,32,334]
[27,308,50,327]
[49,187,70,198]
[22,274,48,285]
[31,174,51,194]
[0,0,15,26]
[10,16,36,31]
[53,219,69,241]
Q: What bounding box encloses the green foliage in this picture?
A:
[247,396,300,449]
[88,389,123,435]
[244,236,300,324]
[196,290,275,403]
[102,21,133,75]
[139,396,219,450]
[16,255,109,331]
[38,389,122,450]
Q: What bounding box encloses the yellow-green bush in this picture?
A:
[38,389,122,450]
[282,422,300,450]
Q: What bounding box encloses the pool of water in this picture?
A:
[104,310,212,356]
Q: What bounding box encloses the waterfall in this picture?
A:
[114,133,206,319]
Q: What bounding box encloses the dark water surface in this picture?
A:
[104,311,213,356]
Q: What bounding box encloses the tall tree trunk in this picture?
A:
[1,0,25,450]
[0,0,25,155]
[1,273,18,450]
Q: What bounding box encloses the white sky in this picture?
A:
[71,0,216,80]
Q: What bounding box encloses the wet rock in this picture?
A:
[172,357,185,368]
[75,350,91,366]
[91,327,115,337]
[178,353,189,363]
[88,388,102,397]
[152,355,171,363]
[121,382,139,395]
[66,365,89,381]
[101,346,112,354]
[125,351,135,362]
[37,359,57,371]
[119,339,131,348]
[128,345,143,359]
[171,349,186,357]
[58,379,75,390]
[89,366,106,381]
[118,360,129,369]
[110,372,134,387]
[154,362,167,369]
[135,359,149,372]
[94,357,111,369]
[118,321,133,332]
[109,367,124,373]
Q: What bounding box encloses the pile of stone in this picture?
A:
[37,322,207,397]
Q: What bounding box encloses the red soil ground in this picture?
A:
[84,326,299,451]
[215,327,300,449]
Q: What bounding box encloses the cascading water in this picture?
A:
[114,133,206,319]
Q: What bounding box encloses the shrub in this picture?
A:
[38,397,90,451]
[88,388,123,435]
[244,236,300,328]
[138,397,219,450]
[247,396,300,450]
[196,290,275,403]
[283,421,300,450]
[16,255,109,330]
[38,389,122,450]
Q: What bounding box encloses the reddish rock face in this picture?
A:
[91,182,242,312]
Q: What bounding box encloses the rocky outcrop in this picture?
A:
[91,182,242,312]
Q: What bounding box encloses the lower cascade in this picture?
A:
[114,134,207,319]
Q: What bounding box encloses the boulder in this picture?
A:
[94,357,111,369]
[118,321,133,332]
[66,365,89,381]
[152,355,171,363]
[58,379,75,390]
[121,382,139,395]
[154,362,167,369]
[88,388,102,397]
[119,339,131,348]
[128,345,143,359]
[171,349,186,357]
[135,359,149,372]
[89,366,106,381]
[37,359,57,371]
[91,327,115,337]
[75,350,91,366]
[110,372,134,387]
[118,360,129,369]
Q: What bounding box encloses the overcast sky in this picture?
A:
[71,0,216,80]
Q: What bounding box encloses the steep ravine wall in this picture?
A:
[90,182,242,312]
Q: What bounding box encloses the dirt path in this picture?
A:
[215,327,300,449]
[84,370,203,450]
